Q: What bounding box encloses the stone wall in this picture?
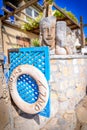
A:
[48,55,87,130]
[0,55,87,130]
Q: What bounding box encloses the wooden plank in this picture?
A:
[5,2,17,9]
[57,17,68,21]
[80,16,85,46]
[33,3,43,11]
[53,2,80,29]
[1,0,38,21]
[84,24,87,27]
[3,20,28,32]
[3,21,39,35]
[6,1,43,12]
[67,23,75,27]
[2,7,30,24]
[70,26,79,30]
[5,2,37,21]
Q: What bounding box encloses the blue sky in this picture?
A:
[54,0,87,37]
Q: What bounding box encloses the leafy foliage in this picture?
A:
[22,8,78,31]
[53,9,65,19]
[66,11,78,23]
[31,38,41,47]
[85,37,87,42]
[53,9,78,23]
[45,0,54,5]
[21,13,42,31]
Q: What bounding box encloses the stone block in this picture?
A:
[40,117,59,130]
[57,64,63,72]
[66,88,74,99]
[63,111,75,121]
[81,125,87,130]
[51,83,58,91]
[73,59,78,65]
[68,98,75,110]
[73,66,79,74]
[63,67,68,77]
[51,65,58,72]
[76,106,87,124]
[50,75,55,83]
[50,60,56,64]
[68,80,75,88]
[58,95,67,102]
[78,59,84,65]
[50,92,59,117]
[67,59,72,65]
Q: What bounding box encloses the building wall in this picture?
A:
[2,25,39,56]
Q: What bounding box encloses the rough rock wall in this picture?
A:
[0,55,87,130]
[47,55,87,130]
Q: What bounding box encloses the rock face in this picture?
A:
[40,16,56,50]
[75,96,87,130]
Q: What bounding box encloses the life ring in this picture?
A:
[8,64,49,114]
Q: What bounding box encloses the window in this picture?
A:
[26,7,39,18]
[34,10,38,17]
[26,8,32,17]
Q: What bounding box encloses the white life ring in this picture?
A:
[8,64,49,114]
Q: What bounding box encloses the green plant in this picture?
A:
[53,9,78,23]
[85,38,87,42]
[66,11,78,23]
[53,10,65,18]
[21,8,78,31]
[46,0,54,5]
[31,38,41,47]
[21,13,42,31]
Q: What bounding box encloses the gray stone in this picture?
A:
[56,21,66,47]
[81,125,87,130]
[40,16,56,50]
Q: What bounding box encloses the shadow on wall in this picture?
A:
[2,26,31,49]
[12,100,40,125]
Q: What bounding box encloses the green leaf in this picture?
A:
[31,38,41,47]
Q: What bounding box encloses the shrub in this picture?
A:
[22,8,78,31]
[53,9,78,23]
[31,38,41,47]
